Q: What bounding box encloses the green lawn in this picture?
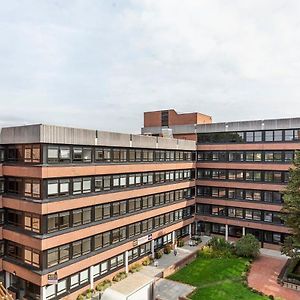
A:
[168,257,267,300]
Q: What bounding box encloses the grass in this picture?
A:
[168,257,268,300]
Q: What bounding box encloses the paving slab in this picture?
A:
[155,278,195,300]
[248,254,300,300]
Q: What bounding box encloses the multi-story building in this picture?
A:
[0,124,196,299]
[142,109,299,250]
[0,109,298,300]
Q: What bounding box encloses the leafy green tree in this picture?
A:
[235,234,260,258]
[281,151,300,258]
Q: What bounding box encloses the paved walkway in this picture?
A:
[248,254,300,300]
[155,278,195,300]
[140,235,211,278]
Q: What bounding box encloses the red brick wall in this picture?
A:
[144,110,211,127]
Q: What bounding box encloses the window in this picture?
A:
[45,284,55,299]
[82,238,91,255]
[48,179,69,198]
[47,248,58,267]
[60,147,71,161]
[284,151,294,163]
[95,148,103,161]
[73,179,82,195]
[24,213,40,233]
[82,178,91,193]
[24,248,40,267]
[103,176,111,191]
[24,145,41,163]
[73,148,83,161]
[70,274,79,289]
[95,177,103,192]
[24,179,41,198]
[48,147,59,162]
[59,179,70,196]
[59,245,70,263]
[101,261,108,274]
[73,209,83,227]
[95,205,103,221]
[274,130,283,141]
[94,234,103,250]
[264,212,272,222]
[265,131,273,142]
[103,204,111,218]
[83,148,92,162]
[254,131,262,142]
[82,208,91,224]
[103,232,110,247]
[72,241,82,258]
[57,279,67,296]
[246,132,254,142]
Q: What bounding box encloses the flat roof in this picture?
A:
[104,272,153,297]
[0,124,196,150]
[142,116,300,135]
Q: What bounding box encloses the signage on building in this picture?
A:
[47,273,58,284]
[133,234,152,247]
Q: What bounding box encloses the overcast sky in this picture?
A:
[0,0,300,133]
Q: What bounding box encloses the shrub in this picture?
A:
[198,246,214,258]
[77,295,84,300]
[129,263,142,273]
[235,234,260,258]
[164,243,172,254]
[198,245,233,258]
[155,249,164,259]
[95,279,111,292]
[142,256,153,266]
[208,236,233,252]
[177,239,184,247]
[113,271,127,282]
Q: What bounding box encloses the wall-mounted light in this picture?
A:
[12,271,16,276]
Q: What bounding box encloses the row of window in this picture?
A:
[46,145,193,164]
[44,228,185,300]
[7,242,40,268]
[47,170,192,199]
[196,204,283,225]
[197,129,300,144]
[4,169,193,200]
[197,222,286,244]
[197,186,283,204]
[197,169,289,184]
[4,188,194,234]
[5,206,193,270]
[7,187,193,234]
[45,206,193,269]
[5,144,41,163]
[46,188,193,234]
[197,150,295,163]
[7,211,41,233]
[2,144,193,164]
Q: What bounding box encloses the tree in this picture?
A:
[235,234,260,258]
[281,151,300,258]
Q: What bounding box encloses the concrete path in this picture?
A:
[155,278,195,300]
[260,248,288,260]
[248,254,300,300]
